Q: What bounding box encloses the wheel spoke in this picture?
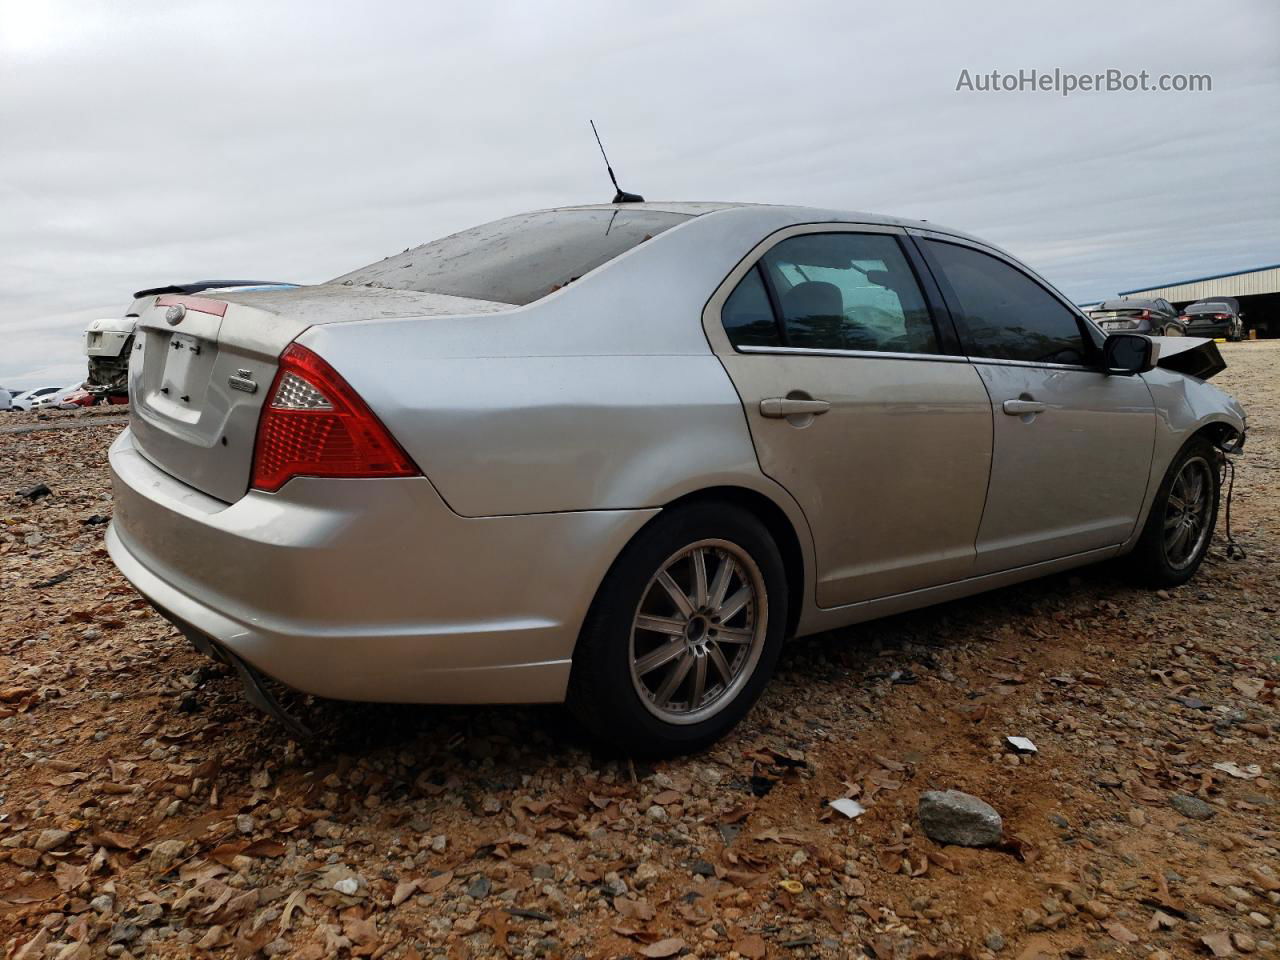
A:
[1167,493,1186,511]
[690,655,708,709]
[653,654,693,707]
[634,639,686,676]
[707,643,734,684]
[635,614,686,637]
[656,570,696,618]
[714,626,754,644]
[708,553,734,610]
[717,586,751,623]
[1185,472,1203,507]
[691,548,709,609]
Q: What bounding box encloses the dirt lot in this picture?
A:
[2,344,1277,960]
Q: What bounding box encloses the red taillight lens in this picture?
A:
[1214,314,1229,320]
[1137,310,1151,320]
[251,343,419,492]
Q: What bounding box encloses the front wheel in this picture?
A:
[1126,438,1220,587]
[568,502,787,756]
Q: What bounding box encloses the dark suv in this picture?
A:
[1179,298,1245,341]
[1088,298,1185,336]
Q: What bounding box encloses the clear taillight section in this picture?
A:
[251,343,419,492]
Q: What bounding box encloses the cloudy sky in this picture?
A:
[1,0,1277,389]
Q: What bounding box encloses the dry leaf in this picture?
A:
[639,938,687,958]
[420,870,453,894]
[1200,932,1234,957]
[1105,922,1139,943]
[615,897,656,921]
[242,839,287,858]
[392,879,419,907]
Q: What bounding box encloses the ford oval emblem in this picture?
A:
[165,304,186,325]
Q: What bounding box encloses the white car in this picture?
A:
[10,386,64,411]
[0,386,11,411]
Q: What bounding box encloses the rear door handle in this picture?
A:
[760,398,831,418]
[1002,399,1047,416]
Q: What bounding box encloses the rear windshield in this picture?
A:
[330,209,690,306]
[1185,302,1230,314]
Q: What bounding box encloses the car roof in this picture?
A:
[543,201,986,245]
[1094,298,1163,310]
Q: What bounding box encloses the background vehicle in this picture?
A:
[10,386,63,411]
[28,384,92,410]
[86,280,296,398]
[57,388,96,409]
[106,202,1246,754]
[1088,297,1185,336]
[0,387,10,411]
[1179,298,1245,341]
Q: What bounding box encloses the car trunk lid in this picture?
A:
[127,284,512,503]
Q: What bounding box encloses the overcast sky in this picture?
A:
[1,0,1277,389]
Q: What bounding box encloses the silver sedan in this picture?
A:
[107,202,1246,753]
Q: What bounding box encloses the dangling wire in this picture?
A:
[1218,448,1246,560]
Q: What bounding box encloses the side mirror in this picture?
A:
[1103,333,1157,375]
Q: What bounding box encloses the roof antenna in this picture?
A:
[590,120,644,204]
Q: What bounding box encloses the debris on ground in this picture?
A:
[918,789,1005,847]
[2,344,1278,958]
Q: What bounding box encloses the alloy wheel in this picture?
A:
[628,539,768,725]
[1163,455,1214,570]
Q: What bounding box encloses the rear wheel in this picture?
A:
[1127,438,1219,587]
[568,503,787,756]
[1162,324,1183,337]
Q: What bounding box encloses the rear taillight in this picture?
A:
[251,343,419,492]
[1137,310,1151,320]
[1214,313,1230,320]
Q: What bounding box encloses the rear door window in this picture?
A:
[922,240,1087,365]
[721,232,938,354]
[331,209,690,306]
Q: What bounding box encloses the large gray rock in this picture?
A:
[918,790,1003,847]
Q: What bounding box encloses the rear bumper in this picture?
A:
[1183,323,1230,338]
[107,428,656,704]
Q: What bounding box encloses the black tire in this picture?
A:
[567,502,788,756]
[1126,437,1220,588]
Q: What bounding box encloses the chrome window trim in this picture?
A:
[967,356,1096,372]
[738,345,1101,373]
[737,345,969,363]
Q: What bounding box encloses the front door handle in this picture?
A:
[1002,399,1047,416]
[760,398,832,418]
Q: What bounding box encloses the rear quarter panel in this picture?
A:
[295,207,820,519]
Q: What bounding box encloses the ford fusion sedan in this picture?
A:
[107,202,1245,754]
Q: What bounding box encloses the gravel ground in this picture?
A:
[2,343,1277,959]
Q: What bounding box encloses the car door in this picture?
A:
[915,234,1156,574]
[703,225,994,607]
